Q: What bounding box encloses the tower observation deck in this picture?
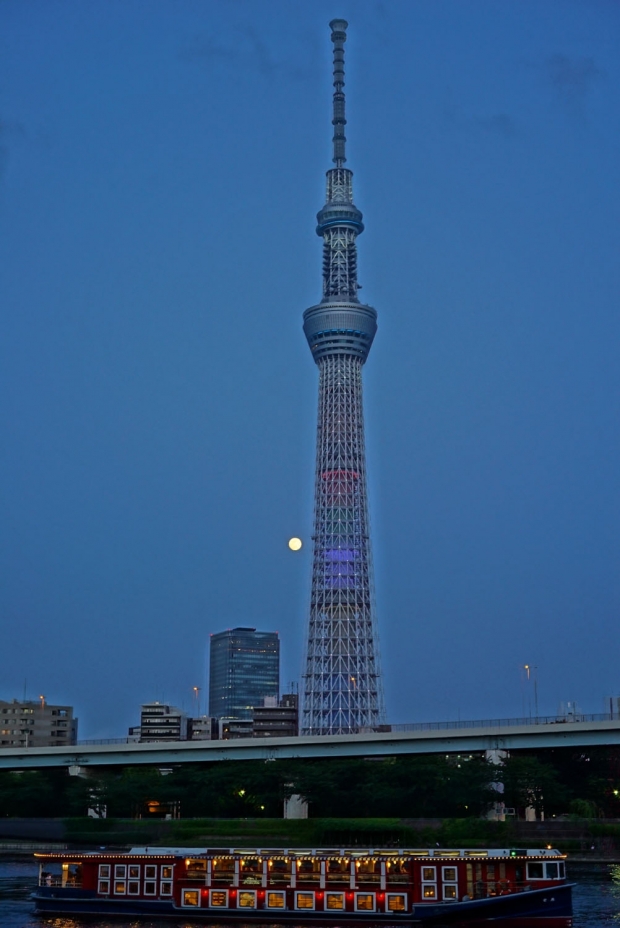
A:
[301,20,386,735]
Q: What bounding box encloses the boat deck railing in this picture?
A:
[39,877,83,888]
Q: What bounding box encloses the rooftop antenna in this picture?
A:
[330,19,348,167]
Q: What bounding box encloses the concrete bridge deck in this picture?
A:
[1,716,620,769]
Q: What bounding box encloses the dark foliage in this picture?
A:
[2,747,620,820]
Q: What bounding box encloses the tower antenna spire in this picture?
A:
[330,19,348,166]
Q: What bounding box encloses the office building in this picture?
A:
[208,627,279,720]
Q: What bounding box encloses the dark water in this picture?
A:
[1,858,618,928]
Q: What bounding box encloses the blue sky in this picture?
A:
[1,0,618,737]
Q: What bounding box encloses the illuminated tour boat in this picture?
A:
[32,845,573,925]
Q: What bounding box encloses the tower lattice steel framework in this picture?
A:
[301,20,385,735]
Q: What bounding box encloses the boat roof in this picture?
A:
[34,846,565,860]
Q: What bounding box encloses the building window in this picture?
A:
[387,894,406,911]
[128,881,140,895]
[210,891,228,907]
[98,880,110,894]
[238,891,257,908]
[296,892,315,909]
[326,892,345,909]
[144,881,156,895]
[355,893,375,911]
[161,881,173,896]
[267,891,285,908]
[183,889,200,907]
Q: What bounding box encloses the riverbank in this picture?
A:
[2,816,620,858]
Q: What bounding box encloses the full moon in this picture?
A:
[288,537,303,551]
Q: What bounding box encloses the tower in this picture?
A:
[301,20,385,735]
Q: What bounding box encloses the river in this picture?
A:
[0,858,618,927]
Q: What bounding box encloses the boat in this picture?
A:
[32,845,573,925]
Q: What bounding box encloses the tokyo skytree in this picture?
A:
[301,20,385,735]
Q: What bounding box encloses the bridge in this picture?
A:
[1,713,620,770]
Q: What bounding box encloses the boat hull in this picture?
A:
[32,883,573,927]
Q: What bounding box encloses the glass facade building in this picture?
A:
[208,627,280,720]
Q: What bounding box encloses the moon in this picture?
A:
[288,537,303,551]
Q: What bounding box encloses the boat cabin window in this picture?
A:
[241,858,260,871]
[144,881,156,895]
[442,867,457,882]
[326,858,348,880]
[295,891,315,909]
[326,892,345,909]
[39,862,71,888]
[212,858,235,879]
[186,858,207,877]
[210,890,228,907]
[145,865,157,880]
[355,893,375,911]
[300,859,319,872]
[422,866,436,882]
[267,891,286,908]
[162,865,173,880]
[62,863,82,887]
[357,859,380,877]
[387,859,406,873]
[387,893,406,911]
[182,889,200,907]
[298,859,320,881]
[239,890,257,907]
[268,859,291,884]
[526,861,564,880]
[387,859,408,882]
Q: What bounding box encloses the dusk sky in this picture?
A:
[1,1,618,739]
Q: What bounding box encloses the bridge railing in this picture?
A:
[389,712,612,732]
[73,712,620,746]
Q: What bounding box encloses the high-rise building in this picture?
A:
[0,699,78,748]
[208,627,279,720]
[301,21,385,735]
